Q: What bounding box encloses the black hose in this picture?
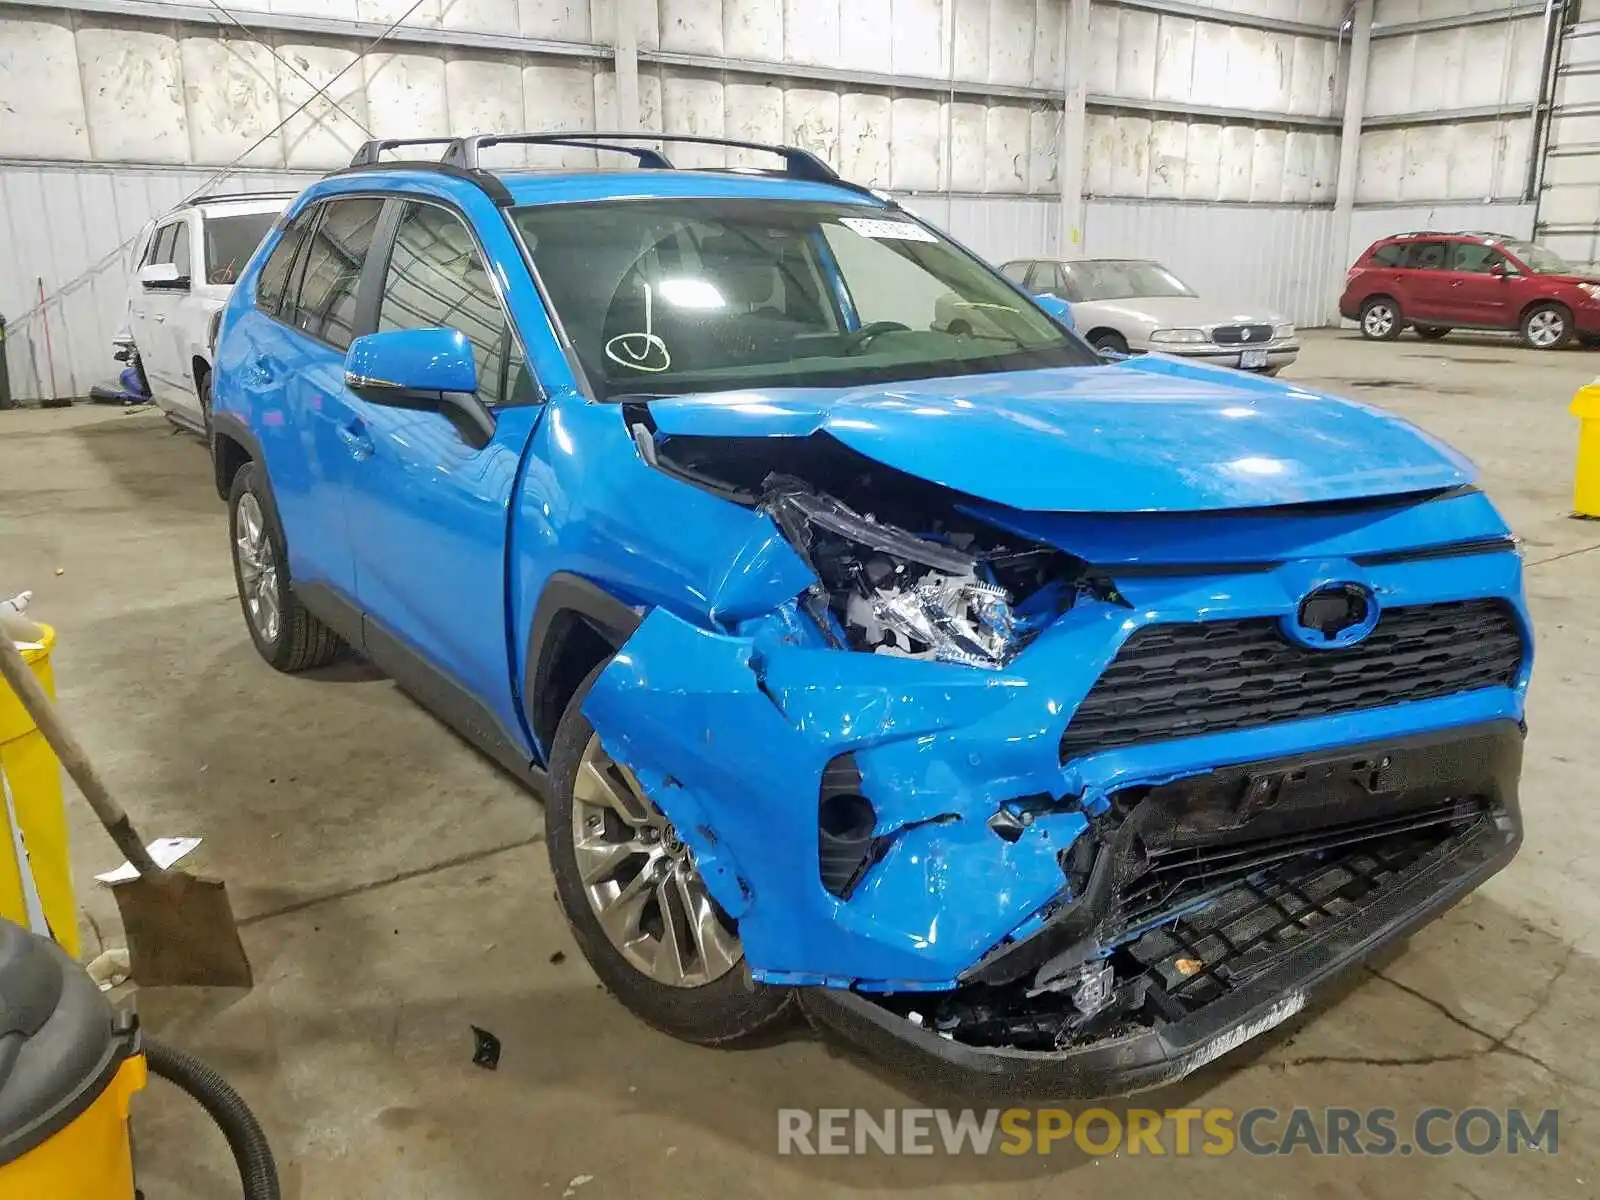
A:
[143,1037,281,1200]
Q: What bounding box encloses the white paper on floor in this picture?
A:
[94,836,202,884]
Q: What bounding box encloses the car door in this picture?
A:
[1398,239,1453,322]
[339,198,546,740]
[1445,241,1519,328]
[262,195,389,601]
[130,218,189,398]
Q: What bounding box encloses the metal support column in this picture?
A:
[614,0,640,131]
[1060,0,1092,256]
[1330,0,1374,323]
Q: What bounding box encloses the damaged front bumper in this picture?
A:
[799,753,1521,1097]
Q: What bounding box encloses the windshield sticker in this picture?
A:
[839,217,938,243]
[605,282,672,373]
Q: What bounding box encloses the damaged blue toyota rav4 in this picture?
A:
[211,132,1530,1096]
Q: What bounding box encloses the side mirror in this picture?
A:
[138,262,189,291]
[1034,292,1075,331]
[344,327,495,449]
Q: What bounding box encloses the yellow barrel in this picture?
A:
[0,624,78,958]
[1571,382,1600,519]
[0,920,145,1199]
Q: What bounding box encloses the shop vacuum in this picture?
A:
[0,918,279,1198]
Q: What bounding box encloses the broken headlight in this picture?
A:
[762,475,1074,669]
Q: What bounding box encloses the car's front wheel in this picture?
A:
[1359,297,1402,340]
[546,664,793,1045]
[1089,330,1129,356]
[1522,303,1573,350]
[228,462,343,672]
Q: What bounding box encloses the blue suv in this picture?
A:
[211,132,1530,1096]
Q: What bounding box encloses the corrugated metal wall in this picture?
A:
[0,163,319,403]
[1081,199,1339,327]
[1539,7,1600,265]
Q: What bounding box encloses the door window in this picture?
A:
[1028,262,1064,294]
[1449,243,1508,273]
[1371,243,1406,267]
[255,211,312,318]
[1403,241,1449,270]
[377,202,527,407]
[170,222,191,279]
[999,261,1031,284]
[291,197,386,350]
[149,222,179,265]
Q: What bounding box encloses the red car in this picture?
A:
[1340,231,1600,350]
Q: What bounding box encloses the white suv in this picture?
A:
[125,193,292,434]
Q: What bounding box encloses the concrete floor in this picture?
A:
[1,328,1596,1198]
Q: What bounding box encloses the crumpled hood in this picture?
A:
[644,357,1475,513]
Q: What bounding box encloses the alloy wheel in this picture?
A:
[1362,304,1395,338]
[570,735,742,988]
[1527,309,1565,348]
[234,492,281,643]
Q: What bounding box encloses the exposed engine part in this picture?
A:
[757,471,1077,668]
[1066,960,1115,1018]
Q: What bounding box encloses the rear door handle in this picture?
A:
[338,419,374,460]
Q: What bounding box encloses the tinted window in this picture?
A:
[171,222,190,278]
[293,198,385,350]
[1449,242,1506,273]
[1404,241,1448,270]
[1371,243,1406,267]
[256,213,310,318]
[377,203,518,408]
[205,212,278,285]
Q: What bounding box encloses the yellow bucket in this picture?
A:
[1571,382,1600,519]
[0,624,79,958]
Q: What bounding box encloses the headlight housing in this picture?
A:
[1149,328,1207,345]
[762,476,1082,669]
[1273,322,1295,339]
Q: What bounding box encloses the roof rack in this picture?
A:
[181,189,298,207]
[439,131,841,182]
[349,137,461,166]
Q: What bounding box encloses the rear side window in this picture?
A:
[1000,261,1031,284]
[377,202,520,408]
[1370,243,1406,267]
[292,197,386,350]
[256,213,310,318]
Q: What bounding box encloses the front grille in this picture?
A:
[1059,599,1523,760]
[1211,323,1274,345]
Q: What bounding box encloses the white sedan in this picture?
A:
[999,257,1298,374]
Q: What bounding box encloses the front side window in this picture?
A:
[170,222,191,279]
[377,202,519,408]
[1449,242,1507,274]
[1061,261,1194,301]
[205,212,279,285]
[515,199,1095,398]
[1404,241,1449,270]
[292,197,385,350]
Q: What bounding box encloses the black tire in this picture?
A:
[1359,297,1402,340]
[1414,325,1452,340]
[1090,330,1129,356]
[228,462,342,673]
[1521,302,1573,350]
[546,662,793,1045]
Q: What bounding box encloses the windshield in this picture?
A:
[1061,260,1195,302]
[512,199,1096,399]
[1501,240,1577,275]
[204,212,278,285]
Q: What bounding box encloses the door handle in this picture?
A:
[337,419,374,460]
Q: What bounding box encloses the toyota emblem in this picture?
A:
[1282,583,1380,650]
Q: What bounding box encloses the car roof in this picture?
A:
[183,192,296,217]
